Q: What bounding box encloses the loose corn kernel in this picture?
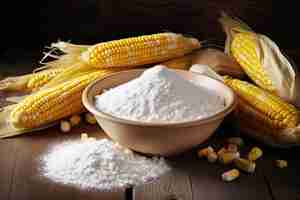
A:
[227,144,238,153]
[70,114,82,127]
[217,147,227,157]
[227,137,244,147]
[87,137,96,142]
[85,113,97,124]
[219,152,240,165]
[60,120,71,133]
[222,169,240,182]
[81,133,89,140]
[275,160,288,168]
[248,146,263,161]
[234,158,256,173]
[123,148,134,155]
[197,146,214,158]
[207,152,218,163]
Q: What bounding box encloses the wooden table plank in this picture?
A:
[0,139,18,200]
[189,157,272,200]
[260,146,300,200]
[139,134,272,200]
[133,166,193,200]
[0,124,126,200]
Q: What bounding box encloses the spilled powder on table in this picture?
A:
[41,139,170,190]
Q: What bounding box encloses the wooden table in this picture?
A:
[1,50,300,200]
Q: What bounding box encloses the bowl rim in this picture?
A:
[82,68,237,127]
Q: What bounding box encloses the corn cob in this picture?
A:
[27,68,65,91]
[231,32,275,92]
[10,70,121,129]
[160,54,193,70]
[0,68,64,92]
[219,13,299,105]
[224,76,299,129]
[81,33,200,68]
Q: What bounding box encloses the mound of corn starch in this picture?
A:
[95,65,225,122]
[41,138,170,190]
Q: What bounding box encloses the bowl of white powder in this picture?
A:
[82,65,236,156]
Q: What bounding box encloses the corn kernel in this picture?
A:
[248,146,263,161]
[197,146,214,158]
[222,169,240,182]
[87,137,96,142]
[217,147,227,157]
[85,113,97,124]
[60,120,71,133]
[123,148,133,154]
[81,133,89,140]
[275,160,288,168]
[227,144,238,153]
[227,137,244,147]
[219,152,240,165]
[234,158,256,173]
[70,114,81,127]
[207,152,218,163]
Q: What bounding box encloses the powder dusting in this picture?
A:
[41,139,170,190]
[95,65,225,123]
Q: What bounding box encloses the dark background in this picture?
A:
[0,0,298,63]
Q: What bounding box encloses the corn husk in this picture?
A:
[161,48,245,78]
[190,64,300,147]
[0,104,57,138]
[160,54,193,70]
[219,12,300,107]
[191,48,244,78]
[233,98,300,147]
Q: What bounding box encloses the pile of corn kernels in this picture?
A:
[60,112,97,133]
[197,137,288,182]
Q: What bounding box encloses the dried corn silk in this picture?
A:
[41,139,171,190]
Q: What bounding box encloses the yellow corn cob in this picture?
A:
[160,54,193,70]
[27,68,65,91]
[0,68,64,92]
[224,76,299,129]
[10,69,121,129]
[81,33,200,68]
[231,32,276,92]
